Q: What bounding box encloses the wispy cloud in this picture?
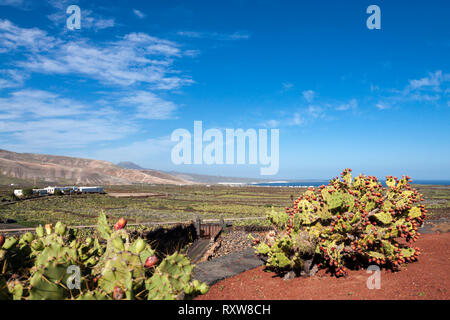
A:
[0,89,87,119]
[0,18,195,151]
[335,99,357,111]
[0,89,136,150]
[258,96,358,128]
[133,9,146,19]
[259,119,280,128]
[302,90,315,103]
[119,91,178,120]
[0,19,57,52]
[374,70,450,109]
[375,102,390,110]
[281,82,294,91]
[0,19,192,89]
[47,0,77,10]
[290,112,306,126]
[47,8,115,31]
[408,70,447,90]
[0,69,27,90]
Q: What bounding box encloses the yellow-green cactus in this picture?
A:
[252,169,426,277]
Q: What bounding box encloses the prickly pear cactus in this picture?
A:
[145,252,208,300]
[28,223,81,300]
[0,211,208,300]
[251,169,426,277]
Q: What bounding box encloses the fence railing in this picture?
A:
[0,216,266,234]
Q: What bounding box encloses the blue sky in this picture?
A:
[0,0,449,179]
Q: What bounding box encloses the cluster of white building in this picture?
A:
[14,186,103,197]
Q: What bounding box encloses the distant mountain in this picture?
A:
[164,171,271,184]
[116,161,145,170]
[117,161,276,184]
[0,149,194,186]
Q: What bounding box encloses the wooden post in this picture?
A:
[194,216,201,238]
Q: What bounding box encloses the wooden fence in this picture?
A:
[0,216,266,235]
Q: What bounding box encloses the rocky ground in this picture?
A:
[196,232,450,300]
[210,227,268,259]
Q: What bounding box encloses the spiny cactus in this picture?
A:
[145,252,208,300]
[0,212,208,300]
[6,276,24,300]
[28,224,81,300]
[93,233,150,299]
[251,169,426,277]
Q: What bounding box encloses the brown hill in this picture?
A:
[0,149,194,185]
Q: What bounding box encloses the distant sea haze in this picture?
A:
[253,180,450,187]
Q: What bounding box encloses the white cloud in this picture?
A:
[0,86,180,150]
[291,113,305,126]
[335,99,357,111]
[307,105,323,118]
[0,89,88,119]
[282,82,293,91]
[408,70,445,90]
[259,119,280,128]
[0,69,27,90]
[133,9,146,19]
[302,90,315,103]
[119,91,178,120]
[375,102,390,110]
[260,97,357,128]
[0,19,195,152]
[0,117,135,151]
[374,70,450,108]
[0,19,57,52]
[0,89,137,150]
[47,0,76,10]
[8,26,191,88]
[47,8,115,31]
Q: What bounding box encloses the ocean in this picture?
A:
[252,180,450,187]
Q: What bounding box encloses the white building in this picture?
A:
[64,186,79,193]
[78,186,103,193]
[13,189,47,197]
[45,186,71,195]
[32,189,48,196]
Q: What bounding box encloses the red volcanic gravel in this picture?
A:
[196,233,450,300]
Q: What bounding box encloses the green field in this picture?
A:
[1,184,449,228]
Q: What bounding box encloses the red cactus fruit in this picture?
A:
[145,255,159,268]
[114,218,127,230]
[113,286,124,300]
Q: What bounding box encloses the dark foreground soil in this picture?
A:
[196,232,450,300]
